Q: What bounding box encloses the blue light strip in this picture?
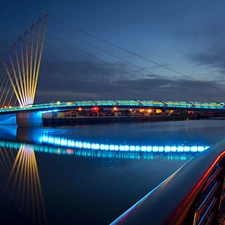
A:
[40,134,209,153]
[0,139,209,160]
[0,99,224,113]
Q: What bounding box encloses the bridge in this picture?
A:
[2,13,225,224]
[1,13,225,126]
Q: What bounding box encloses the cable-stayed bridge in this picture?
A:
[1,13,225,126]
[2,13,225,225]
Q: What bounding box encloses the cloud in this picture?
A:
[35,63,225,103]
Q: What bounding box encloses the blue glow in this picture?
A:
[1,99,224,115]
[41,109,59,114]
[37,134,210,155]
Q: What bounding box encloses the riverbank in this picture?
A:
[43,114,198,126]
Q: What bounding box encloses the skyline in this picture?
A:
[1,0,225,104]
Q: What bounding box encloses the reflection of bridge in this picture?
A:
[1,127,225,224]
[0,139,205,161]
[0,125,210,160]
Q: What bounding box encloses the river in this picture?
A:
[0,119,225,225]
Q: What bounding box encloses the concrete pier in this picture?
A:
[16,111,43,127]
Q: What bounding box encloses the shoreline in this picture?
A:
[43,114,200,126]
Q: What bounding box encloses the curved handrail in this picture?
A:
[110,140,225,225]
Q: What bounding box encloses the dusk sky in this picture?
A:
[1,0,225,104]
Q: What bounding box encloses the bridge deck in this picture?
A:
[1,99,225,114]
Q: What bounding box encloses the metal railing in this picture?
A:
[110,140,225,225]
[0,99,225,114]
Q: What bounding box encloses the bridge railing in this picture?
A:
[110,141,225,225]
[0,100,225,113]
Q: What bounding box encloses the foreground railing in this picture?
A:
[110,141,225,225]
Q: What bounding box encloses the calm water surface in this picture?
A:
[1,119,225,225]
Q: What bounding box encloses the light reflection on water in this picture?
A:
[1,144,47,225]
[1,120,225,224]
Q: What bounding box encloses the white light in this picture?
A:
[165,146,170,152]
[86,143,91,149]
[184,146,190,152]
[83,142,87,148]
[68,140,72,147]
[198,146,204,152]
[191,146,197,152]
[119,145,125,151]
[75,141,79,147]
[171,146,177,152]
[136,146,140,151]
[178,146,183,152]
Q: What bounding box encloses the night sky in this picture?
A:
[1,0,225,103]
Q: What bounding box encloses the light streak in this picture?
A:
[4,144,47,225]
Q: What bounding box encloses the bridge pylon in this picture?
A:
[1,13,48,108]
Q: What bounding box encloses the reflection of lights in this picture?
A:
[0,139,210,161]
[39,134,209,154]
[0,146,15,178]
[41,109,58,114]
[66,149,73,154]
[5,144,47,225]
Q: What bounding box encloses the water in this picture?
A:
[1,119,225,225]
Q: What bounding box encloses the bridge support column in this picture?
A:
[16,111,43,127]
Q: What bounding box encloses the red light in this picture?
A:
[92,106,99,111]
[66,149,73,154]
